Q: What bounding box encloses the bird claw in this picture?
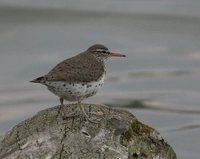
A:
[89,111,104,116]
[61,110,100,124]
[85,116,101,124]
[58,104,103,124]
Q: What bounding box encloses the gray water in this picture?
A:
[0,1,200,158]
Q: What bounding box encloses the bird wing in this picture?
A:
[45,54,105,83]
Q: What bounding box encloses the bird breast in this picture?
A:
[44,73,105,101]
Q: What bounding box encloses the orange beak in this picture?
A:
[110,52,126,57]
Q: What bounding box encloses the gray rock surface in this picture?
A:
[0,104,176,159]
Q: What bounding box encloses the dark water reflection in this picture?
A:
[0,2,200,159]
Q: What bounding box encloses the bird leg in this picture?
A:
[77,99,100,124]
[60,97,64,106]
[59,97,99,123]
[77,99,89,118]
[59,97,65,116]
[59,97,80,119]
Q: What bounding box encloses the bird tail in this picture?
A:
[30,76,46,83]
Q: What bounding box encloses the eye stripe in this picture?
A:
[92,49,110,55]
[97,49,109,54]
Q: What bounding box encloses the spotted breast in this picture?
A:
[44,73,105,101]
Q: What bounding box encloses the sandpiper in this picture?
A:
[30,44,125,120]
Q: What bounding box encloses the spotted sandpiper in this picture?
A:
[30,44,125,120]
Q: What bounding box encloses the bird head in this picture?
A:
[87,44,126,61]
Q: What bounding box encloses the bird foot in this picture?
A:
[58,104,102,123]
[85,116,101,124]
[89,111,104,116]
[61,109,100,124]
[83,110,104,124]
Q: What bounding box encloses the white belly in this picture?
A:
[44,74,105,101]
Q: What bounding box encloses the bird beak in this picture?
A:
[110,52,126,57]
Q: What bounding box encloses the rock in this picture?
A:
[0,104,176,159]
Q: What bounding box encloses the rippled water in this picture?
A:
[0,1,200,158]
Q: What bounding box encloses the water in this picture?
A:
[0,1,200,158]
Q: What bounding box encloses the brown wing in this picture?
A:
[45,53,105,83]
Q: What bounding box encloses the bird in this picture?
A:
[30,44,126,120]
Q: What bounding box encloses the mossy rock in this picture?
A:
[0,104,176,159]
